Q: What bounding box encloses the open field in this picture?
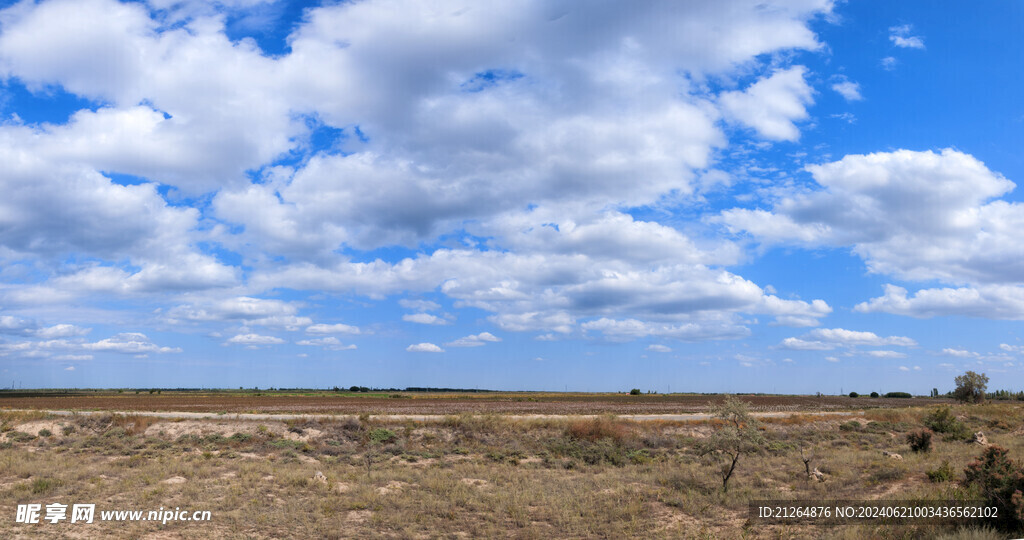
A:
[2,401,1021,538]
[0,390,951,415]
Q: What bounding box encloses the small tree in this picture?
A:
[629,388,641,395]
[954,371,989,404]
[702,395,766,492]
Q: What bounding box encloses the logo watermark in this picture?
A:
[16,503,211,525]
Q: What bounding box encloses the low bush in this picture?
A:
[839,420,862,432]
[870,392,880,398]
[963,445,1024,529]
[849,392,859,398]
[368,428,397,444]
[906,429,933,453]
[924,406,970,439]
[885,392,913,399]
[566,417,633,444]
[927,461,954,483]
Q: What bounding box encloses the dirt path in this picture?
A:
[3,409,862,422]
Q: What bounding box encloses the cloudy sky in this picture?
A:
[1,0,1022,393]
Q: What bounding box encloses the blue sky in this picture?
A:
[1,0,1023,393]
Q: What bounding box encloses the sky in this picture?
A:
[0,0,1023,393]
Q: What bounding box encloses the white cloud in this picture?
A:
[779,337,834,351]
[55,354,92,361]
[866,350,907,359]
[64,365,75,371]
[898,365,910,372]
[646,344,672,353]
[446,332,501,347]
[881,56,898,70]
[830,77,863,101]
[0,0,843,357]
[165,297,310,329]
[719,66,814,141]
[856,284,1024,320]
[83,332,182,354]
[305,323,361,335]
[780,328,916,350]
[889,24,925,49]
[582,317,749,342]
[398,299,441,311]
[33,324,91,339]
[402,313,450,325]
[722,149,1024,298]
[406,342,443,353]
[296,337,356,350]
[225,333,284,346]
[943,348,978,358]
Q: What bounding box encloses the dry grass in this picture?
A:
[0,405,1021,538]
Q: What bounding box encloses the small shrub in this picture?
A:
[870,392,880,398]
[927,461,954,483]
[924,406,970,439]
[963,445,1024,529]
[839,421,862,432]
[38,429,52,438]
[8,431,35,442]
[566,417,633,444]
[907,429,933,453]
[31,477,59,494]
[368,428,397,444]
[885,392,913,399]
[629,388,641,395]
[61,426,75,436]
[848,392,859,398]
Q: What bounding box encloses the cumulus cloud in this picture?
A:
[943,348,978,358]
[406,342,443,353]
[166,296,310,329]
[83,333,182,354]
[646,344,672,353]
[398,299,441,312]
[305,323,361,335]
[445,332,501,347]
[34,324,91,339]
[719,66,814,141]
[866,350,907,359]
[296,337,356,350]
[225,333,284,346]
[830,77,863,101]
[721,149,1024,320]
[780,328,916,350]
[889,24,925,49]
[856,284,1024,319]
[0,0,841,358]
[402,313,450,325]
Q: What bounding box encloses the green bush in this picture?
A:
[38,429,52,438]
[839,420,862,432]
[848,392,859,398]
[885,392,913,398]
[963,445,1024,529]
[629,388,641,395]
[907,429,933,453]
[368,428,397,444]
[927,461,954,483]
[924,406,970,439]
[870,392,880,398]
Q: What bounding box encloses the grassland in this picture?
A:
[1,400,1021,538]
